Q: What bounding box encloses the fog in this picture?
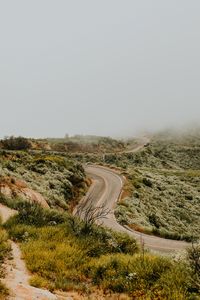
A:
[0,1,200,138]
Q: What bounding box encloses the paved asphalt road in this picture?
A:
[80,165,190,254]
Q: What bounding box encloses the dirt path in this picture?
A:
[2,241,58,300]
[0,204,58,300]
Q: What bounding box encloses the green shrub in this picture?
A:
[8,202,67,227]
[0,228,10,298]
[0,194,25,210]
[142,177,153,188]
[0,282,8,299]
[116,167,200,240]
[1,136,31,150]
[85,253,171,292]
[0,150,86,210]
[157,263,193,299]
[5,213,199,298]
[110,231,138,255]
[0,229,10,262]
[187,243,200,293]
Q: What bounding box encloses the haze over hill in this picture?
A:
[1,0,200,138]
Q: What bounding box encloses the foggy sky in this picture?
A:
[1,1,200,138]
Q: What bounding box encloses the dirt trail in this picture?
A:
[0,204,58,300]
[2,241,58,300]
[0,204,124,299]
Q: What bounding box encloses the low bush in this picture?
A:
[4,201,67,228]
[0,193,25,210]
[115,167,200,241]
[0,228,10,298]
[4,204,200,299]
[84,253,197,299]
[187,242,200,293]
[1,136,31,151]
[0,229,10,263]
[0,150,86,210]
[5,223,138,291]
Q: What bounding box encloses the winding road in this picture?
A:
[80,165,189,254]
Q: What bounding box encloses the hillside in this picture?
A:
[111,131,200,241]
[0,135,127,154]
[0,134,199,299]
[46,135,126,153]
[0,151,87,211]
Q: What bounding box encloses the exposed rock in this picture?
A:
[0,176,49,208]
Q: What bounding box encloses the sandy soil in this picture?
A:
[0,177,49,208]
[2,241,58,300]
[0,204,58,299]
[0,203,17,223]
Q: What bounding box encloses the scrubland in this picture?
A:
[3,202,200,299]
[0,151,86,210]
[66,131,200,241]
[103,132,200,241]
[0,135,127,153]
[0,132,199,299]
[0,223,10,299]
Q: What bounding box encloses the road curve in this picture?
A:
[81,165,190,253]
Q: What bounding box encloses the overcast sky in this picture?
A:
[0,1,200,138]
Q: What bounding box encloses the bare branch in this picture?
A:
[75,196,111,229]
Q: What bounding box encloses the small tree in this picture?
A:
[1,136,31,150]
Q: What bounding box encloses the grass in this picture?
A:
[84,253,194,299]
[3,203,200,299]
[0,225,10,299]
[5,214,138,293]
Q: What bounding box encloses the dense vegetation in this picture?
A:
[3,203,200,299]
[63,131,200,241]
[0,223,10,299]
[0,151,86,210]
[0,136,31,151]
[116,167,200,241]
[46,135,127,153]
[110,132,200,241]
[0,135,129,154]
[0,132,200,298]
